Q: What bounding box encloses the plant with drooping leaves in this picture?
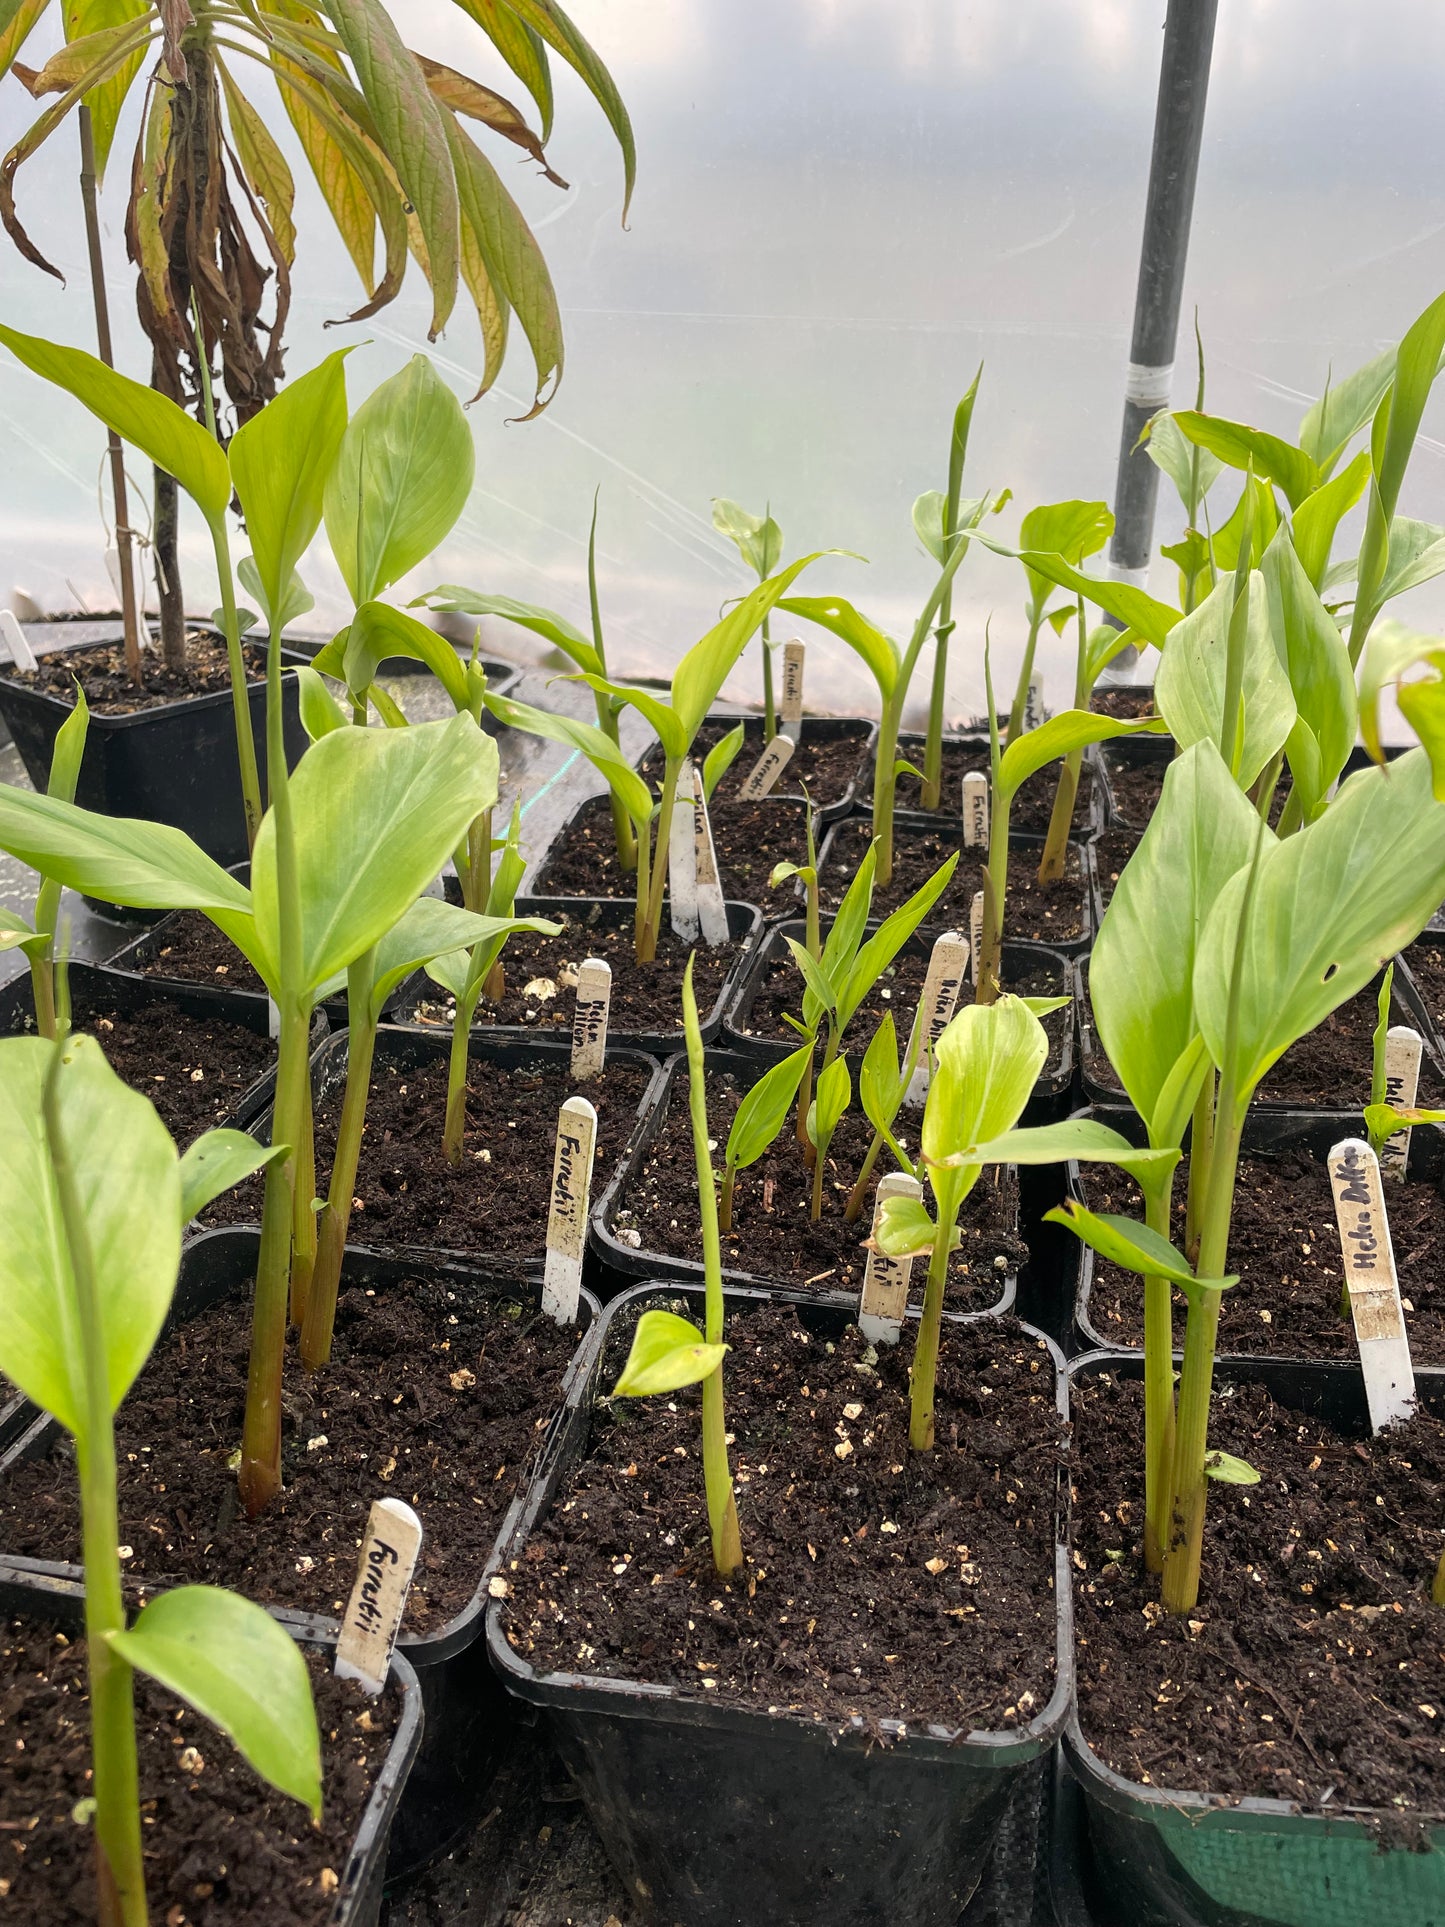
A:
[611,954,742,1578]
[0,1026,319,1927]
[713,496,785,738]
[0,682,87,1038]
[912,372,982,810]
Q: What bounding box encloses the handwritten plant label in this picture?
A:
[0,609,38,672]
[1328,1136,1416,1432]
[334,1497,423,1695]
[542,1095,598,1323]
[903,930,970,1109]
[961,770,989,849]
[1022,671,1046,732]
[1381,1024,1423,1174]
[970,891,985,986]
[692,767,730,947]
[738,730,796,800]
[668,756,699,942]
[859,1172,923,1345]
[780,640,805,735]
[570,957,612,1080]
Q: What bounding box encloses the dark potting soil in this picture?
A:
[502,1303,1063,1732]
[135,912,269,996]
[1401,941,1445,1039]
[880,739,1097,836]
[733,945,1073,1084]
[1070,1371,1445,1816]
[817,816,1088,944]
[636,716,873,810]
[0,1623,397,1926]
[1084,969,1442,1108]
[0,987,274,1144]
[1101,750,1164,830]
[609,1067,1026,1303]
[399,908,740,1041]
[0,1276,585,1632]
[1090,689,1159,720]
[1091,826,1138,914]
[204,1054,652,1261]
[6,632,264,714]
[532,792,807,907]
[1079,1148,1445,1364]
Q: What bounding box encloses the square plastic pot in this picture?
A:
[0,1225,602,1885]
[0,642,310,872]
[486,1280,1073,1927]
[590,1043,1022,1313]
[0,1552,423,1927]
[1078,953,1445,1114]
[1063,1349,1445,1927]
[636,710,878,824]
[386,895,764,1060]
[720,917,1079,1119]
[861,730,1109,842]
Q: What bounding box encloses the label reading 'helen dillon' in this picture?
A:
[1328,1135,1416,1432]
[858,1171,923,1346]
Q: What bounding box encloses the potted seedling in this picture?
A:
[0,1024,387,1923]
[712,496,786,740]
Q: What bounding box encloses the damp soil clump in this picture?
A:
[7,632,264,713]
[1078,1148,1445,1363]
[503,1303,1063,1732]
[0,1275,585,1631]
[204,1052,652,1261]
[609,1066,1025,1302]
[1070,1370,1445,1816]
[533,792,807,906]
[817,816,1089,945]
[0,1623,398,1927]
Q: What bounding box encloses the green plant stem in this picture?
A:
[208,516,263,854]
[977,798,1009,1004]
[633,820,652,954]
[30,945,57,1041]
[1434,1549,1445,1606]
[45,1054,148,1927]
[1141,1181,1177,1576]
[240,1000,309,1516]
[920,609,955,811]
[289,1047,317,1326]
[794,1037,815,1155]
[302,951,377,1370]
[909,1213,954,1450]
[1038,751,1080,884]
[719,1164,736,1232]
[805,876,821,962]
[843,1130,884,1223]
[1250,750,1284,820]
[638,757,682,963]
[1184,1069,1215,1262]
[761,613,777,741]
[442,991,475,1167]
[1006,611,1044,745]
[872,698,902,888]
[1276,785,1305,837]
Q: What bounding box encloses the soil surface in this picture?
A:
[1096,750,1293,910]
[1078,1146,1445,1363]
[533,792,808,907]
[1071,1370,1445,1816]
[502,1303,1063,1732]
[0,1626,397,1926]
[732,942,1074,1087]
[1090,689,1159,720]
[875,739,1099,837]
[5,632,263,714]
[0,1273,586,1632]
[204,1051,653,1263]
[637,717,873,811]
[397,908,744,1043]
[133,913,269,997]
[1,986,274,1145]
[1084,967,1443,1108]
[608,1066,1026,1302]
[817,816,1089,944]
[1401,941,1445,1038]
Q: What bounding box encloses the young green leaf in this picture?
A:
[414,586,602,678]
[1142,411,1222,509]
[485,692,655,834]
[611,1307,728,1397]
[995,710,1168,805]
[1203,1450,1260,1486]
[671,554,829,743]
[809,1054,852,1147]
[942,1118,1181,1185]
[1170,411,1320,510]
[293,665,349,740]
[108,1587,322,1818]
[784,936,837,1020]
[921,997,1047,1222]
[1364,1101,1445,1141]
[1298,341,1397,474]
[872,1193,946,1259]
[956,530,1182,646]
[376,899,560,1023]
[702,721,746,803]
[712,498,782,580]
[725,1045,812,1173]
[1044,1199,1233,1291]
[177,1131,288,1224]
[837,855,958,1031]
[1259,525,1357,820]
[1290,449,1370,588]
[1153,575,1296,789]
[341,602,473,713]
[1016,499,1113,620]
[775,594,901,701]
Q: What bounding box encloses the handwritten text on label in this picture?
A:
[334,1498,423,1695]
[543,1095,598,1323]
[1328,1136,1416,1432]
[859,1171,923,1345]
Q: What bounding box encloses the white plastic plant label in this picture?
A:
[969,891,985,986]
[0,609,38,672]
[668,756,699,942]
[570,957,612,1080]
[858,1171,923,1346]
[692,767,730,947]
[961,770,989,849]
[334,1497,423,1695]
[542,1095,598,1323]
[738,731,796,800]
[780,640,805,735]
[1328,1136,1416,1432]
[1381,1024,1423,1175]
[903,930,970,1110]
[1022,671,1046,732]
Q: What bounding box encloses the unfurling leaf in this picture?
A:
[726,1046,812,1174]
[611,1308,727,1397]
[1203,1450,1260,1486]
[1044,1198,1235,1293]
[872,1194,954,1259]
[702,722,746,803]
[177,1131,287,1224]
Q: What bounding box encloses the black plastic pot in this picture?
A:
[591,1044,1022,1311]
[720,917,1079,1116]
[0,641,310,872]
[636,710,878,823]
[487,1280,1073,1927]
[1078,953,1445,1114]
[234,1025,667,1281]
[0,1552,422,1925]
[861,730,1109,842]
[0,1225,602,1883]
[1063,1349,1445,1927]
[814,817,1097,959]
[387,894,765,1059]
